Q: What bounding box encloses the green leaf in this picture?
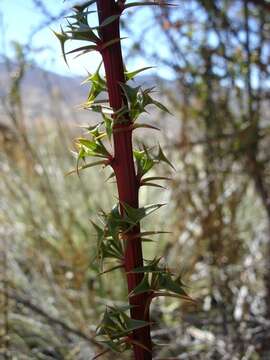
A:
[140,182,166,189]
[106,204,126,238]
[99,14,120,28]
[129,275,151,296]
[122,313,151,333]
[66,159,107,176]
[158,272,188,297]
[156,145,175,170]
[101,37,125,50]
[141,176,172,183]
[78,136,109,158]
[53,26,69,64]
[133,148,154,177]
[65,44,97,57]
[65,13,100,43]
[82,62,107,106]
[91,217,123,266]
[130,258,165,274]
[73,0,97,12]
[91,221,104,243]
[143,92,172,115]
[96,306,150,350]
[125,66,153,81]
[103,114,113,141]
[151,98,172,115]
[124,1,176,10]
[99,264,124,275]
[122,203,165,226]
[120,83,140,104]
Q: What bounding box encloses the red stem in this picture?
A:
[96,1,152,358]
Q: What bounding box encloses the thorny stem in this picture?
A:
[96,1,152,358]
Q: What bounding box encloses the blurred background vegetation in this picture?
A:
[0,0,270,359]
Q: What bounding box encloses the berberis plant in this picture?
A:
[55,1,192,358]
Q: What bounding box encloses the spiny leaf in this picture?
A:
[142,176,172,182]
[73,0,97,12]
[103,114,113,141]
[143,92,172,115]
[133,148,155,177]
[65,44,97,56]
[120,83,140,104]
[140,182,166,189]
[129,274,151,296]
[151,98,172,115]
[101,37,128,50]
[122,203,165,225]
[66,159,107,176]
[158,272,189,297]
[78,137,110,158]
[124,1,177,10]
[91,220,104,242]
[99,14,120,28]
[67,10,96,19]
[82,62,107,105]
[156,145,175,170]
[122,314,151,333]
[129,258,165,274]
[53,26,69,64]
[99,264,124,275]
[125,66,153,81]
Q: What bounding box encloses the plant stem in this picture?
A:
[96,1,152,358]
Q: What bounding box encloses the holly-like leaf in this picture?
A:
[106,204,127,238]
[143,91,172,115]
[65,44,97,57]
[53,26,69,64]
[77,131,110,158]
[130,257,165,274]
[121,313,151,333]
[122,203,165,226]
[133,148,155,177]
[158,272,188,296]
[96,306,150,350]
[120,83,140,104]
[125,66,153,81]
[129,275,151,297]
[73,0,97,12]
[83,63,107,106]
[66,159,107,176]
[156,145,175,170]
[103,114,113,141]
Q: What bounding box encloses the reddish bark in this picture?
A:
[96,1,152,359]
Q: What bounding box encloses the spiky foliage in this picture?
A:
[55,1,191,359]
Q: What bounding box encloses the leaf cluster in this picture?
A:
[95,306,150,355]
[55,1,189,358]
[120,83,171,122]
[92,203,165,271]
[129,258,193,302]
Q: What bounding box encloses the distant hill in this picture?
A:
[0,61,165,124]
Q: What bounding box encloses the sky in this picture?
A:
[0,0,158,78]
